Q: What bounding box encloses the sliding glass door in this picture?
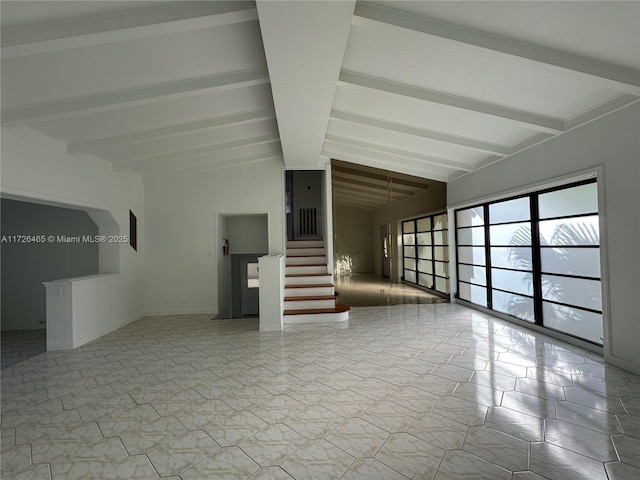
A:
[402,213,450,296]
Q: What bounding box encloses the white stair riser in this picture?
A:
[286,256,326,265]
[286,265,327,275]
[285,286,334,297]
[286,240,324,248]
[286,248,325,256]
[284,299,336,310]
[285,275,333,286]
[283,311,349,324]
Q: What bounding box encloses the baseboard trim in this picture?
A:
[145,308,216,316]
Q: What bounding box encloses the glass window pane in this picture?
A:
[418,260,432,274]
[247,263,259,288]
[457,207,484,228]
[489,197,530,224]
[459,283,487,307]
[434,214,448,229]
[416,217,431,231]
[490,222,531,246]
[434,246,448,261]
[404,257,416,270]
[539,182,598,219]
[492,268,534,296]
[458,246,486,265]
[433,230,448,245]
[403,233,415,245]
[435,277,449,294]
[434,261,448,277]
[404,270,416,283]
[490,247,532,270]
[493,290,535,322]
[542,301,603,344]
[540,247,601,278]
[539,216,599,246]
[457,227,485,246]
[403,221,415,233]
[419,273,433,288]
[416,233,431,245]
[542,275,602,311]
[418,246,432,259]
[458,264,486,286]
[404,246,415,258]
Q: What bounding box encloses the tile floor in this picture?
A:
[1,303,639,479]
[1,330,46,370]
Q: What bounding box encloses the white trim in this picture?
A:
[339,71,564,134]
[145,308,215,316]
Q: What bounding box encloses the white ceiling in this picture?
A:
[2,1,639,183]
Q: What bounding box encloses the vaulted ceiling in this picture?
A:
[2,1,639,183]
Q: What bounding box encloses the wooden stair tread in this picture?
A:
[285,273,331,277]
[284,295,336,301]
[286,263,326,267]
[284,304,350,315]
[287,254,327,258]
[285,283,334,288]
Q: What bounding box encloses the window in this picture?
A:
[455,179,602,345]
[456,206,486,306]
[247,263,259,288]
[402,213,449,296]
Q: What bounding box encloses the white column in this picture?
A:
[258,254,285,331]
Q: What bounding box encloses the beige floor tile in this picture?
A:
[545,419,618,461]
[119,415,187,455]
[530,443,608,480]
[434,449,511,480]
[280,439,354,480]
[326,417,389,458]
[239,423,306,467]
[407,411,468,450]
[375,432,444,480]
[2,301,638,479]
[463,425,529,471]
[146,430,219,476]
[181,446,259,479]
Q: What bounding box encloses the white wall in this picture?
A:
[227,215,269,254]
[0,126,146,332]
[333,203,374,273]
[144,158,285,316]
[448,103,640,374]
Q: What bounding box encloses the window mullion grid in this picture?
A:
[413,220,419,285]
[530,193,544,326]
[433,220,437,287]
[455,213,461,298]
[483,204,492,309]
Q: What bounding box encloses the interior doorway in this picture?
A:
[216,213,268,319]
[330,159,447,307]
[231,254,261,317]
[285,170,324,241]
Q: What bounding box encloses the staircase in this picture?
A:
[283,239,350,323]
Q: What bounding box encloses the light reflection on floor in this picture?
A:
[334,273,447,307]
